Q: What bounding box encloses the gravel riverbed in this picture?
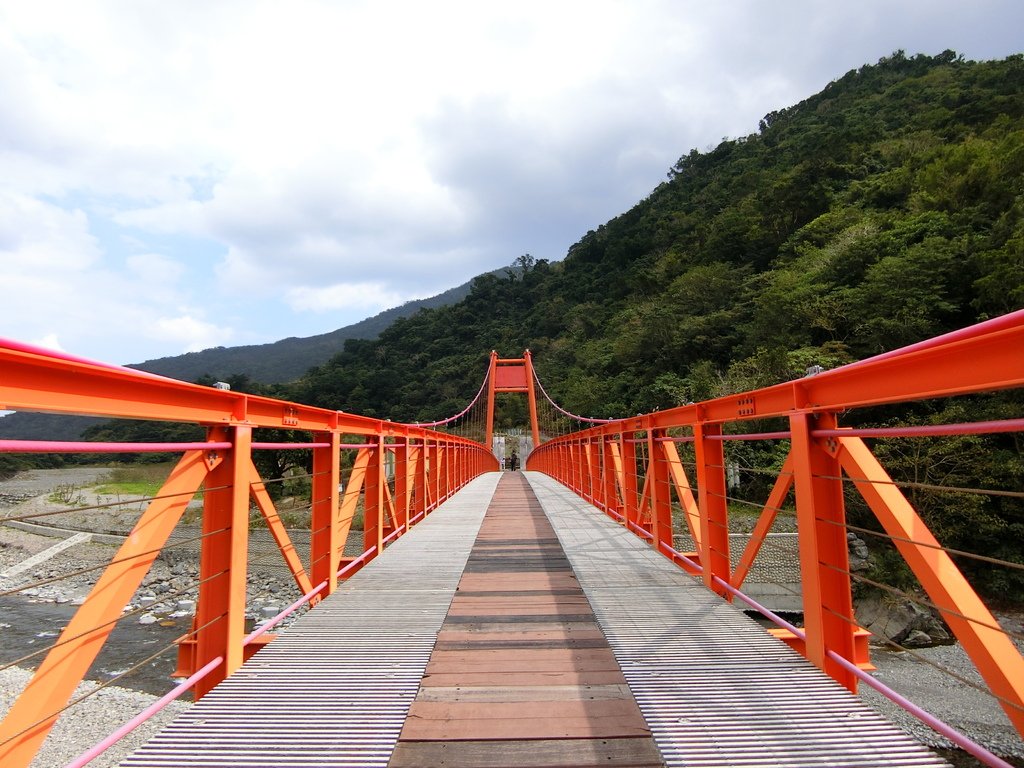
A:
[1,468,1022,766]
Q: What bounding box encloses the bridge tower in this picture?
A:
[484,350,541,453]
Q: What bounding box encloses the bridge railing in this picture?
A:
[527,309,1024,739]
[0,339,497,767]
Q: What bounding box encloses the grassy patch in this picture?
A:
[93,463,175,498]
[94,480,165,497]
[48,483,86,506]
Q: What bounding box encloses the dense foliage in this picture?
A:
[289,51,1024,598]
[10,51,1021,597]
[299,52,1023,421]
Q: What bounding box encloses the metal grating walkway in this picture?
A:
[524,471,949,768]
[120,474,501,768]
[120,470,951,768]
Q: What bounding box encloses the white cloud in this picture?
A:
[0,0,1022,365]
[152,314,234,353]
[30,333,64,352]
[126,253,185,285]
[0,191,99,269]
[285,282,408,314]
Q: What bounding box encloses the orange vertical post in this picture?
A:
[602,437,620,519]
[789,412,858,691]
[582,438,596,503]
[193,425,253,698]
[693,421,730,597]
[485,351,498,451]
[310,431,341,595]
[410,441,425,522]
[394,437,411,533]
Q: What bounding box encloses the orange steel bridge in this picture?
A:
[0,310,1021,767]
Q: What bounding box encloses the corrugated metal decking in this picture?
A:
[121,470,951,767]
[524,471,950,768]
[119,473,501,768]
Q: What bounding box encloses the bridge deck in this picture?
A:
[120,472,948,768]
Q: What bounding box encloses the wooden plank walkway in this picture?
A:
[390,472,663,767]
[119,470,950,768]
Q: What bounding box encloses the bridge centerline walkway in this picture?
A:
[389,472,662,767]
[119,471,949,768]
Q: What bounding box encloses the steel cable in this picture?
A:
[0,610,228,750]
[0,569,228,675]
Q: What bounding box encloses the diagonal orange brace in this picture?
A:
[0,449,215,768]
[248,460,315,599]
[732,452,794,589]
[337,448,369,576]
[663,440,701,548]
[839,435,1024,735]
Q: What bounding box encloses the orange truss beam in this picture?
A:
[0,449,216,766]
[0,341,497,768]
[839,435,1024,732]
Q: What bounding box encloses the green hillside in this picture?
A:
[297,51,1024,422]
[288,51,1024,597]
[11,51,1021,597]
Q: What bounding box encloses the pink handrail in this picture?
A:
[63,656,224,768]
[0,440,232,453]
[656,541,1014,768]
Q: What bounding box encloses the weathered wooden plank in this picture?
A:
[390,738,664,768]
[401,699,652,740]
[415,684,635,703]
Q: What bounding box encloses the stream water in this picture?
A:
[0,595,188,697]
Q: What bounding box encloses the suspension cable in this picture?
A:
[531,366,616,424]
[412,364,491,428]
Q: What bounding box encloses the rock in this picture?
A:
[846,533,871,572]
[138,614,158,625]
[176,600,196,614]
[261,605,279,619]
[139,595,157,608]
[856,594,950,647]
[902,629,933,647]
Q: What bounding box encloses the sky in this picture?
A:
[1,1,1022,367]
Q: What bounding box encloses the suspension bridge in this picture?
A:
[0,311,1022,767]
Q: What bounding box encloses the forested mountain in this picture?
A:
[127,269,505,384]
[287,51,1024,598]
[7,51,1022,596]
[295,51,1023,423]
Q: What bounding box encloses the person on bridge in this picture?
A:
[508,451,518,472]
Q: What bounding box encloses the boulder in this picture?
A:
[856,593,951,647]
